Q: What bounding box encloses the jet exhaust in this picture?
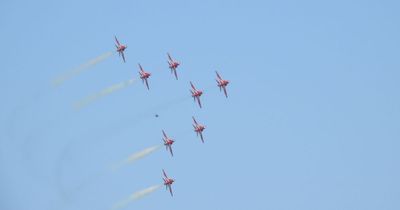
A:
[111,145,162,171]
[111,185,162,210]
[73,78,137,109]
[52,51,113,86]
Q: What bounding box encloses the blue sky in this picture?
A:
[1,0,400,209]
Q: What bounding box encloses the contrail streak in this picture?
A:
[126,144,162,163]
[112,185,162,210]
[74,78,137,109]
[111,145,162,171]
[52,51,113,86]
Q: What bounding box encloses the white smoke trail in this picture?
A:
[126,145,162,163]
[73,78,137,109]
[112,185,162,210]
[111,145,162,171]
[52,51,114,86]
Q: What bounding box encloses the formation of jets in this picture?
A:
[114,37,230,197]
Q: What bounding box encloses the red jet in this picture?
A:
[167,53,180,80]
[115,36,127,63]
[216,71,229,98]
[162,130,174,157]
[138,63,151,90]
[190,82,203,108]
[162,169,175,196]
[192,116,206,143]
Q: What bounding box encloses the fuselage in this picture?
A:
[192,90,203,97]
[169,61,179,69]
[194,125,205,133]
[164,139,174,146]
[164,178,174,185]
[218,79,229,87]
[117,45,126,52]
[140,71,151,79]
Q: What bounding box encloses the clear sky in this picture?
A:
[1,0,399,210]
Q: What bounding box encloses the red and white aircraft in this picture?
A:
[162,169,175,196]
[216,71,229,98]
[192,116,206,143]
[190,82,203,108]
[138,63,151,90]
[167,53,180,80]
[162,130,174,157]
[115,36,127,63]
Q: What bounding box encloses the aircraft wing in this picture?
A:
[121,52,126,63]
[190,90,195,99]
[173,69,178,80]
[223,86,228,98]
[216,71,222,80]
[200,132,204,143]
[115,36,120,45]
[169,146,174,157]
[197,97,202,108]
[145,79,150,90]
[162,130,167,139]
[168,185,173,196]
[163,169,168,178]
[190,82,196,90]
